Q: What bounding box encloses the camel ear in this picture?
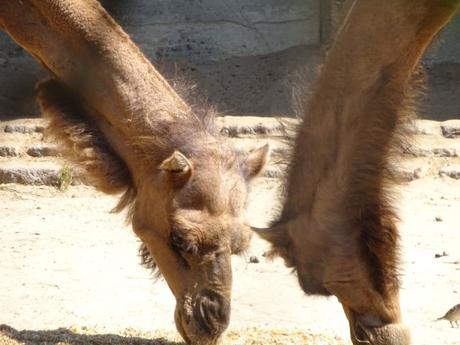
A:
[242,144,269,179]
[160,150,193,188]
[251,225,287,246]
[251,223,293,265]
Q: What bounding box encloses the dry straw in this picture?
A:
[0,325,345,345]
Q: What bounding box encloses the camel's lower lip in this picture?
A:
[174,292,229,345]
[175,306,191,344]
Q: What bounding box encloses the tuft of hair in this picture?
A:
[362,65,426,296]
[138,242,162,280]
[36,79,135,213]
[162,63,220,136]
[345,65,427,297]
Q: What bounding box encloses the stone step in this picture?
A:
[0,146,19,157]
[403,134,460,158]
[1,117,459,186]
[439,165,460,179]
[0,161,79,187]
[0,154,458,187]
[1,118,45,134]
[1,117,459,138]
[440,120,460,139]
[0,144,59,158]
[217,116,298,138]
[3,123,44,134]
[26,145,59,157]
[406,120,442,136]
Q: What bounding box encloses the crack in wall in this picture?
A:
[126,18,312,29]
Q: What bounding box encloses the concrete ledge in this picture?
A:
[439,165,460,179]
[0,146,19,157]
[0,162,79,187]
[0,165,61,186]
[441,120,460,138]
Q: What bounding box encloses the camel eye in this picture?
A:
[170,230,199,256]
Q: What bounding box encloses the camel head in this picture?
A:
[131,144,268,344]
[254,222,411,345]
[35,75,269,345]
[343,307,411,345]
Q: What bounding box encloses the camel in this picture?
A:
[254,1,459,344]
[1,1,459,345]
[0,1,268,344]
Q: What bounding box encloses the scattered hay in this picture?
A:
[0,325,345,345]
[224,328,344,345]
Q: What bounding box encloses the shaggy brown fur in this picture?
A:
[36,79,132,195]
[255,1,459,345]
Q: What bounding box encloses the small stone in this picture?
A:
[396,166,423,181]
[0,146,18,157]
[432,148,458,157]
[435,216,443,222]
[27,145,59,157]
[435,253,442,258]
[439,165,460,179]
[441,120,460,138]
[442,251,449,257]
[249,256,259,264]
[4,124,41,134]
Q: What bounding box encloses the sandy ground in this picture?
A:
[0,174,459,344]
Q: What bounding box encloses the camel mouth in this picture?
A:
[192,289,230,335]
[352,321,411,345]
[174,290,230,345]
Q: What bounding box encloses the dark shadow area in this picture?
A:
[0,10,458,121]
[0,42,322,120]
[99,0,132,24]
[0,324,185,345]
[419,62,460,121]
[0,32,47,120]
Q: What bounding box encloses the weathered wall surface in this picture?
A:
[100,0,320,62]
[426,14,460,64]
[0,1,458,119]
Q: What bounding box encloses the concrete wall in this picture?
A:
[426,14,460,64]
[100,0,320,63]
[0,1,459,119]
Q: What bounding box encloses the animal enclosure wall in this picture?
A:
[0,0,459,119]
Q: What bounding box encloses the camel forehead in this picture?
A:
[177,165,247,215]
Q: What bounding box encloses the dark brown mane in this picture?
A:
[139,241,162,279]
[37,77,225,211]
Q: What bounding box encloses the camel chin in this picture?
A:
[353,323,411,345]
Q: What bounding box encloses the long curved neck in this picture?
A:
[282,0,459,220]
[0,0,190,139]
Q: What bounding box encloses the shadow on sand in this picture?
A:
[0,324,186,345]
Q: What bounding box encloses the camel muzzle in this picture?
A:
[174,289,230,345]
[352,321,411,345]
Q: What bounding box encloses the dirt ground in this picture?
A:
[0,173,459,344]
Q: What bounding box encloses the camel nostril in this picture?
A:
[353,322,372,344]
[193,290,230,336]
